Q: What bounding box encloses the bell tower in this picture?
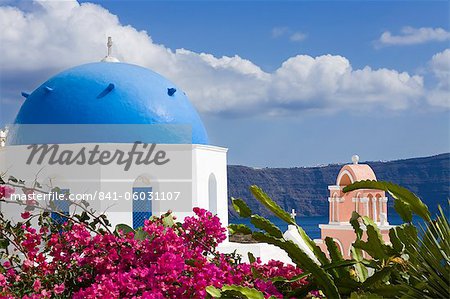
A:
[315,155,391,258]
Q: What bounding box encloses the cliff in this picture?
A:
[227,153,450,218]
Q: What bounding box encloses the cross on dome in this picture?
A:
[101,36,120,63]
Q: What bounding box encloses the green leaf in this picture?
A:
[325,237,351,279]
[361,267,392,289]
[296,225,330,266]
[8,176,18,183]
[250,215,283,238]
[115,223,134,235]
[249,186,295,225]
[350,246,368,282]
[0,239,9,249]
[228,224,252,235]
[389,227,405,253]
[323,259,359,271]
[206,286,221,298]
[134,229,149,240]
[162,214,176,227]
[355,216,392,260]
[252,232,340,299]
[221,285,265,299]
[350,211,363,239]
[343,180,431,222]
[394,198,413,223]
[231,198,252,218]
[350,291,384,299]
[271,272,310,283]
[247,252,256,264]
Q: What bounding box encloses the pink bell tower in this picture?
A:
[315,155,392,258]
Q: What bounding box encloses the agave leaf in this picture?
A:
[325,237,351,279]
[250,215,283,238]
[343,180,430,222]
[228,224,252,235]
[402,206,449,298]
[322,259,359,271]
[393,198,413,223]
[231,198,252,218]
[271,272,310,283]
[252,232,341,299]
[349,212,369,282]
[350,291,384,299]
[249,186,295,225]
[205,286,221,298]
[350,211,363,239]
[296,225,329,266]
[350,246,368,282]
[285,283,316,298]
[221,285,265,299]
[388,227,405,253]
[360,217,391,260]
[361,267,392,289]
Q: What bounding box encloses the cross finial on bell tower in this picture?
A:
[291,209,297,219]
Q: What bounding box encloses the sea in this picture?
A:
[230,213,414,240]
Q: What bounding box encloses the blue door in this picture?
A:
[51,189,70,225]
[132,187,152,228]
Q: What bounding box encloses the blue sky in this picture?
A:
[1,0,449,167]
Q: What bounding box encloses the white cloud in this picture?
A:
[378,26,450,46]
[271,26,307,43]
[289,32,307,42]
[427,49,450,108]
[271,26,289,38]
[0,1,438,118]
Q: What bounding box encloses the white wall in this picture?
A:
[0,143,229,230]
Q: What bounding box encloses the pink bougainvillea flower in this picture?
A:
[33,279,42,292]
[53,283,65,295]
[0,207,307,298]
[21,211,31,219]
[0,273,6,287]
[0,185,15,199]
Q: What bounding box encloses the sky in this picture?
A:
[0,0,449,167]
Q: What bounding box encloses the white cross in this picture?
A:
[107,37,113,56]
[291,208,297,219]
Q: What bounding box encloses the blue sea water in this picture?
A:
[230,213,409,240]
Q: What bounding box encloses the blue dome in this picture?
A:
[13,62,208,144]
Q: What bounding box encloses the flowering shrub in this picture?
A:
[0,186,307,298]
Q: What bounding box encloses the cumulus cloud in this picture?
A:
[377,26,450,46]
[427,49,450,108]
[0,0,440,118]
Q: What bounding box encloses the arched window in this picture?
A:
[367,194,374,219]
[51,188,70,225]
[208,173,217,215]
[355,193,362,213]
[375,194,382,222]
[132,175,152,229]
[339,173,352,186]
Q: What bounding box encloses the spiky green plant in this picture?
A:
[207,181,449,299]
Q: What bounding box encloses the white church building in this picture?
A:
[0,38,229,231]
